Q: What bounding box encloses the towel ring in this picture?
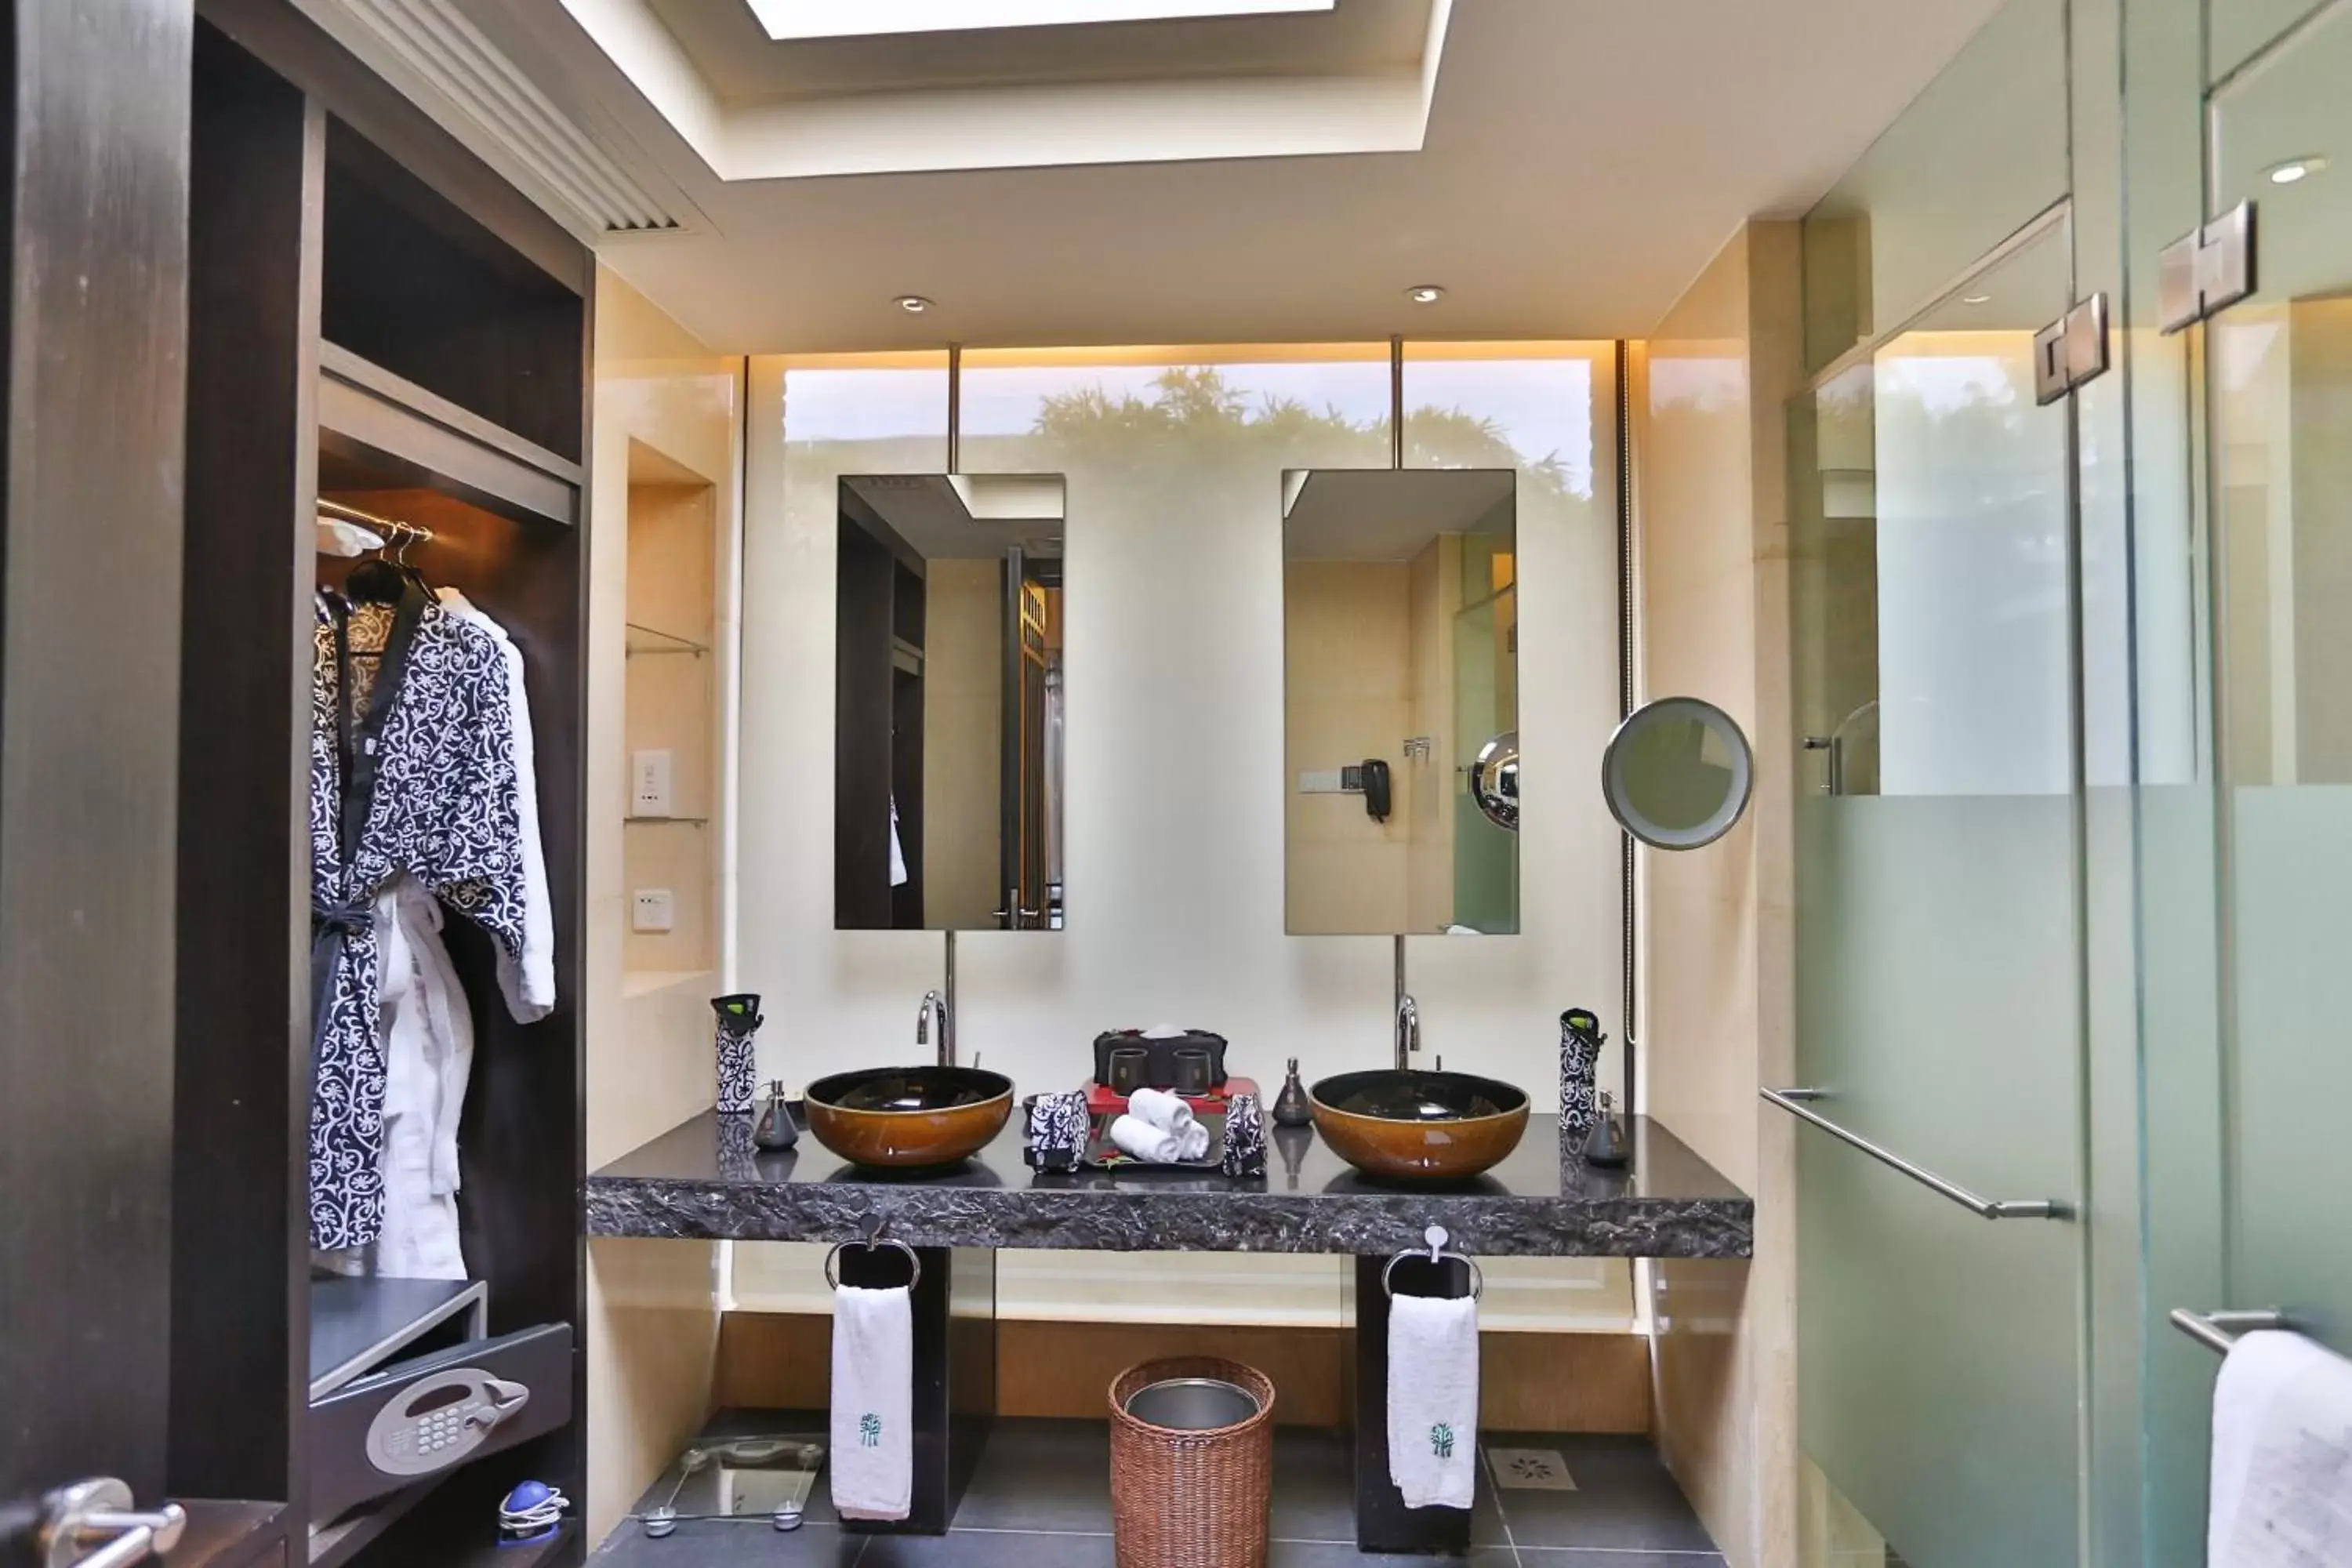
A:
[824,1236,922,1291]
[1382,1224,1484,1302]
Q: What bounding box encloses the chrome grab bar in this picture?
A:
[2169,1307,2292,1355]
[34,1480,184,1568]
[1760,1087,2073,1221]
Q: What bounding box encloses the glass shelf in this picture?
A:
[626,815,709,827]
[626,621,710,657]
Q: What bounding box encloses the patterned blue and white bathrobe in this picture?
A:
[308,586,528,1251]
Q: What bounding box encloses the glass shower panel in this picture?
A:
[1790,218,2084,1568]
[1799,0,2070,372]
[2201,0,2352,1359]
[2210,0,2331,86]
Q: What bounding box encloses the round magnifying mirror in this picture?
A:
[1468,730,1519,833]
[1602,697,1753,850]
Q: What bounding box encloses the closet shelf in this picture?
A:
[625,621,710,657]
[306,1475,450,1568]
[317,343,581,528]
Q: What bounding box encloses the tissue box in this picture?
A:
[1090,1029,1229,1090]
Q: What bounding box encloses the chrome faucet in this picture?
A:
[1394,993,1421,1071]
[916,989,952,1068]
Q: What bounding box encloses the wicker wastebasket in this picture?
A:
[1108,1357,1277,1568]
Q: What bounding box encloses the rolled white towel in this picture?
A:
[1127,1087,1196,1136]
[1109,1114,1182,1163]
[1177,1120,1210,1162]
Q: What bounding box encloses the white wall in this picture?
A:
[731,346,1632,1324]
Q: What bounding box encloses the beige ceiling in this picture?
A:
[1285,467,1515,561]
[434,0,2008,352]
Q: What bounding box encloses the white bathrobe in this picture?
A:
[372,875,474,1279]
[437,590,555,1021]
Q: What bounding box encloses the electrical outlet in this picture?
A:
[630,750,673,817]
[631,888,675,933]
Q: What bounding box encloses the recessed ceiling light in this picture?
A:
[1962,293,1992,305]
[1406,285,1446,305]
[2267,155,2328,184]
[895,295,935,314]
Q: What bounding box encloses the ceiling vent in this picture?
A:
[304,0,684,234]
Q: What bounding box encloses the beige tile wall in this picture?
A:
[921,558,1004,928]
[1638,222,1802,1568]
[585,269,746,1547]
[1405,535,1461,931]
[1284,557,1414,931]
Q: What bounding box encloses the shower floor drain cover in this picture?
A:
[1487,1447,1577,1491]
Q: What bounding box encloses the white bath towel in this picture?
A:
[829,1284,914,1522]
[1126,1087,1196,1135]
[1388,1292,1479,1510]
[2209,1329,2352,1565]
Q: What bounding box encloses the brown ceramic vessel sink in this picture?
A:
[1308,1069,1530,1182]
[804,1065,1014,1169]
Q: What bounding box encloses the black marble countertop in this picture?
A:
[586,1112,1751,1259]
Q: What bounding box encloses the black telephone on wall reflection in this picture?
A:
[1357,758,1391,824]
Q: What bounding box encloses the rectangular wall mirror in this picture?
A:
[835,474,1066,931]
[1283,468,1519,936]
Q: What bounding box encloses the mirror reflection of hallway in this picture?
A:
[1281,468,1519,935]
[833,474,1067,931]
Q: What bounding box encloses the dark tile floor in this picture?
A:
[592,1414,1723,1566]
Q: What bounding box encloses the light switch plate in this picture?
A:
[632,888,675,933]
[631,750,673,817]
[1298,769,1346,793]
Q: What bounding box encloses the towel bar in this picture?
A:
[2169,1307,2292,1355]
[1381,1224,1483,1301]
[1760,1087,2072,1220]
[824,1236,922,1291]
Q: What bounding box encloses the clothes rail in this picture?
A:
[319,496,434,544]
[1760,1086,2073,1221]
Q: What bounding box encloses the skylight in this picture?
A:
[743,0,1334,42]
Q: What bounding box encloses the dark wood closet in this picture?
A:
[171,2,590,1563]
[836,489,928,931]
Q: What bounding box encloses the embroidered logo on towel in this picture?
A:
[1430,1423,1456,1460]
[859,1414,882,1447]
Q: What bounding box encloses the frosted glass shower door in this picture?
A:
[2136,7,2352,1555]
[1788,216,2085,1568]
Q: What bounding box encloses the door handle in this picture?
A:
[34,1479,184,1568]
